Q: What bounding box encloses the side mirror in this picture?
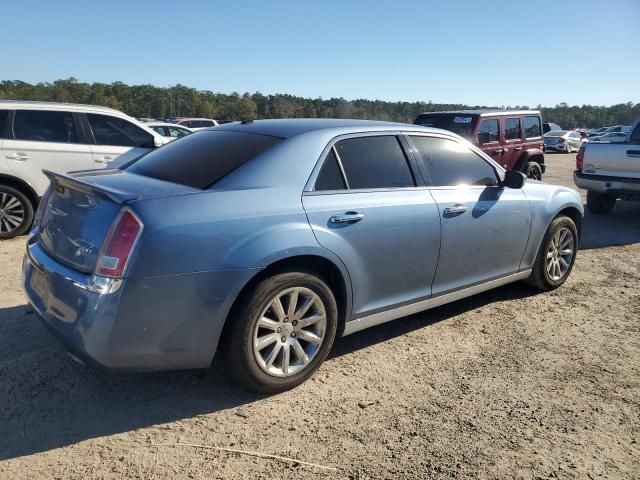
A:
[502,170,526,189]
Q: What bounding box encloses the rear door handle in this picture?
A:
[95,156,114,163]
[514,146,523,151]
[626,150,640,157]
[5,152,30,161]
[491,148,504,155]
[329,211,365,224]
[443,204,468,218]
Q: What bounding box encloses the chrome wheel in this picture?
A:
[546,227,575,281]
[253,287,327,377]
[0,192,25,234]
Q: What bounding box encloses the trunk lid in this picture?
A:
[38,169,199,273]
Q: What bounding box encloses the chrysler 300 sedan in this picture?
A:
[23,119,583,392]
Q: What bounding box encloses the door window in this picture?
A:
[504,118,521,140]
[410,136,499,187]
[169,127,191,138]
[523,116,542,139]
[477,119,499,144]
[332,136,415,189]
[0,110,9,138]
[87,114,154,147]
[314,149,347,191]
[13,110,79,143]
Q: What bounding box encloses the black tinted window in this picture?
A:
[87,114,154,147]
[334,136,415,189]
[13,110,78,143]
[505,118,521,140]
[410,136,498,187]
[315,149,346,191]
[478,119,499,144]
[127,131,281,189]
[629,125,640,143]
[0,110,9,138]
[414,114,477,139]
[523,116,542,138]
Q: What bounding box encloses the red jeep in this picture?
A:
[414,110,546,179]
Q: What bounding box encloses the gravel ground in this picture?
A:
[0,153,639,479]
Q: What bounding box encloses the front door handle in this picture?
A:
[443,204,468,218]
[329,211,365,224]
[491,148,504,155]
[627,150,640,157]
[5,152,30,161]
[95,156,114,163]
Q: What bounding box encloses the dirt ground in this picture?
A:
[1,153,639,479]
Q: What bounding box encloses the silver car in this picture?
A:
[543,130,582,152]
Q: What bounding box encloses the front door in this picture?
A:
[477,117,504,167]
[302,134,441,318]
[408,134,531,295]
[502,117,524,170]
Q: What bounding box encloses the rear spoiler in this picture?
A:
[43,169,140,204]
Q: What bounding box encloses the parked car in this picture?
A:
[543,130,582,152]
[587,132,628,143]
[145,122,193,141]
[414,110,546,180]
[574,117,640,214]
[174,118,219,130]
[23,119,583,392]
[0,101,167,239]
[543,122,562,134]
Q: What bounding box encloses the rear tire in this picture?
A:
[222,271,338,393]
[586,191,616,215]
[526,216,578,291]
[0,185,34,239]
[526,161,543,180]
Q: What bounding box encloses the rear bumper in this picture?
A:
[23,240,260,372]
[544,144,568,151]
[574,170,640,197]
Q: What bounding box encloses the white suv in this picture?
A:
[0,101,167,238]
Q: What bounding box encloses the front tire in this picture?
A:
[526,216,578,291]
[0,185,34,239]
[586,191,616,215]
[223,271,338,393]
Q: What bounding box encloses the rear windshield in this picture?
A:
[126,130,282,189]
[414,114,478,139]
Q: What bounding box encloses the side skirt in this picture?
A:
[342,270,532,336]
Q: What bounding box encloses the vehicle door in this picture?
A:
[84,113,157,168]
[522,115,544,153]
[408,134,532,296]
[2,109,93,195]
[502,117,523,170]
[302,134,441,318]
[476,117,504,166]
[569,132,581,150]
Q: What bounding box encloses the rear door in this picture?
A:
[2,109,93,195]
[302,134,441,318]
[502,117,523,170]
[522,115,544,155]
[85,113,156,167]
[408,134,531,295]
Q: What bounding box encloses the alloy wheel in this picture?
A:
[546,227,575,281]
[253,287,327,377]
[0,192,25,234]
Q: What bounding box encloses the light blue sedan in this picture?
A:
[23,119,583,392]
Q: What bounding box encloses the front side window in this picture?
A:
[87,114,154,148]
[151,126,169,136]
[169,127,191,138]
[523,116,542,139]
[0,110,9,139]
[13,110,79,143]
[478,119,499,144]
[410,136,498,187]
[504,118,521,140]
[333,136,415,189]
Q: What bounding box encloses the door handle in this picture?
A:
[443,204,468,218]
[491,148,504,155]
[329,211,365,224]
[626,150,640,157]
[514,146,522,151]
[95,156,114,163]
[5,152,30,161]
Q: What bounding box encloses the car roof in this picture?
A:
[0,100,125,115]
[416,109,541,117]
[214,118,427,139]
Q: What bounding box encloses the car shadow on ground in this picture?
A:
[0,282,538,461]
[580,201,640,249]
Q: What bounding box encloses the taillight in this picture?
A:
[576,145,585,170]
[96,208,143,278]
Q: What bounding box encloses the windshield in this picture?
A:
[414,114,478,139]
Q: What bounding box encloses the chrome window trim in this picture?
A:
[342,269,532,336]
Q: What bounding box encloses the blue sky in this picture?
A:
[4,0,639,106]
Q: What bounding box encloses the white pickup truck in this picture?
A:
[574,117,640,214]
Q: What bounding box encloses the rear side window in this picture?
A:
[315,149,346,191]
[629,125,640,143]
[0,110,9,138]
[87,114,154,148]
[410,136,498,187]
[505,118,521,140]
[523,116,542,138]
[126,131,282,189]
[333,136,415,189]
[13,110,79,143]
[478,119,499,144]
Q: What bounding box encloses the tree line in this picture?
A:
[1,78,638,128]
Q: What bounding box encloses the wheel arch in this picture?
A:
[0,173,40,208]
[515,149,545,172]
